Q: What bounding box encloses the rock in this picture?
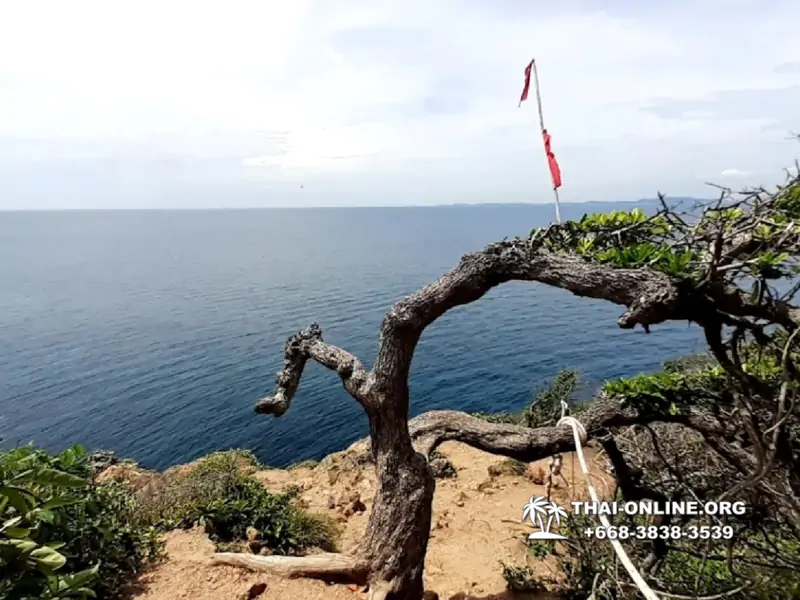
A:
[476,478,494,493]
[87,450,117,474]
[327,467,340,485]
[350,498,367,513]
[343,506,353,517]
[455,500,465,508]
[526,464,546,485]
[246,583,267,599]
[348,491,361,503]
[488,459,528,478]
[429,458,456,479]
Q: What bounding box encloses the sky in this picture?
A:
[1,0,800,209]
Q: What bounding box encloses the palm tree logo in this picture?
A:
[522,495,568,540]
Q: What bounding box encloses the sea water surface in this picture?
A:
[0,204,703,469]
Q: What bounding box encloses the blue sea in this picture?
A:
[0,203,703,469]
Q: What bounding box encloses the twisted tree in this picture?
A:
[213,167,800,600]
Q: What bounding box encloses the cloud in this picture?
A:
[641,86,800,133]
[720,168,751,178]
[242,157,279,167]
[1,0,800,208]
[775,62,800,74]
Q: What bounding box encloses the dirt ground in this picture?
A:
[127,442,611,600]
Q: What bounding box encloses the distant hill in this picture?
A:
[429,197,711,209]
[579,196,709,206]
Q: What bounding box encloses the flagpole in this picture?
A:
[531,59,562,223]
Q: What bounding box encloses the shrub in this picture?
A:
[523,368,580,428]
[0,444,161,600]
[473,368,583,429]
[557,512,800,600]
[470,411,523,425]
[500,563,545,593]
[134,450,338,554]
[427,451,456,479]
[526,537,555,560]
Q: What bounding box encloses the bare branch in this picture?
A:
[211,552,367,582]
[255,323,370,416]
[373,397,729,462]
[373,243,692,392]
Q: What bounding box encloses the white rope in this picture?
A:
[557,401,661,600]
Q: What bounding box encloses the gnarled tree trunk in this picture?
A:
[211,239,768,599]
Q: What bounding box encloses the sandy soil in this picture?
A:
[127,442,611,600]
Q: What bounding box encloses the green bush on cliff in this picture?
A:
[0,444,161,600]
[134,450,338,554]
[554,345,800,600]
[472,368,582,427]
[0,445,339,599]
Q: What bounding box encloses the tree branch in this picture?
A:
[705,284,797,330]
[211,552,367,582]
[373,242,693,393]
[357,397,728,462]
[255,323,370,416]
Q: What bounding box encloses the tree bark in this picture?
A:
[218,240,747,599]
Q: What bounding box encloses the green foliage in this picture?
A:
[523,369,580,428]
[603,343,789,408]
[529,190,800,283]
[0,445,161,600]
[558,512,800,600]
[661,353,717,374]
[530,207,706,278]
[469,411,523,425]
[0,445,337,598]
[500,563,544,593]
[526,537,555,560]
[187,485,337,555]
[473,369,582,428]
[656,542,800,600]
[195,449,263,470]
[603,370,689,400]
[428,451,457,479]
[519,172,800,598]
[556,513,621,600]
[135,452,338,555]
[775,180,800,217]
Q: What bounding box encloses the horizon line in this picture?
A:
[0,197,706,212]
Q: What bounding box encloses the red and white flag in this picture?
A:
[518,60,533,106]
[519,59,563,190]
[542,129,562,189]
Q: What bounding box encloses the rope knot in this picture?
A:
[557,416,588,445]
[556,400,588,444]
